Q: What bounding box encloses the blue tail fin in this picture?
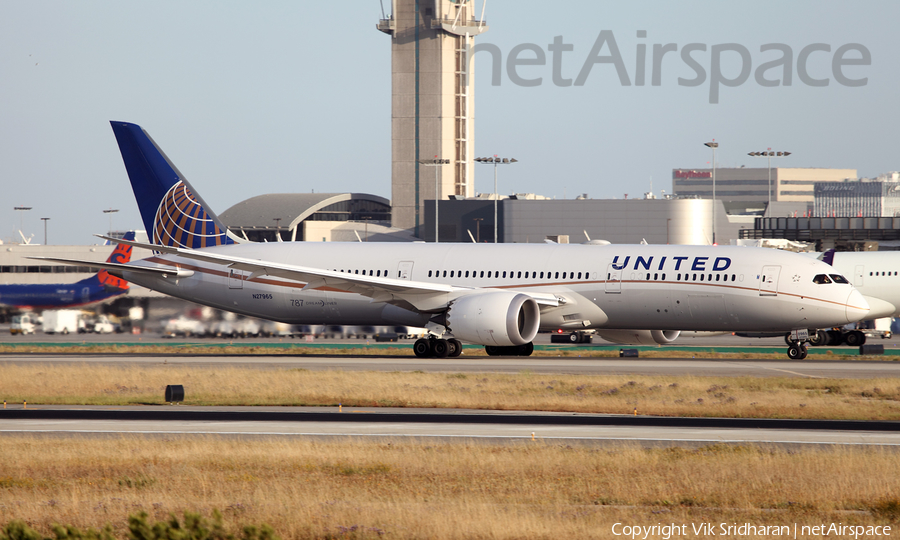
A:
[110,121,235,249]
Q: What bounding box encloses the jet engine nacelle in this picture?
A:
[595,329,681,345]
[446,291,540,346]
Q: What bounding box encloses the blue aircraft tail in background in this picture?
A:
[0,232,136,310]
[109,121,236,249]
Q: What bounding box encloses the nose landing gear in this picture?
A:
[786,342,809,360]
[785,328,810,359]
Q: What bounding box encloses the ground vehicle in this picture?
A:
[10,314,36,335]
[92,316,115,334]
[42,310,80,334]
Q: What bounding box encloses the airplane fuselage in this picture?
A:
[123,242,866,333]
[0,281,124,310]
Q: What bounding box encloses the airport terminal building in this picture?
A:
[672,167,857,211]
[425,196,729,245]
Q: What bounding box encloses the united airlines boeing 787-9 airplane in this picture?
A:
[37,122,870,359]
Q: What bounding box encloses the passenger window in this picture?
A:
[465,271,469,278]
[579,272,583,279]
[555,272,559,279]
[517,271,522,278]
[428,271,432,277]
[661,273,666,280]
[480,271,484,278]
[731,274,736,281]
[503,271,507,278]
[715,274,720,282]
[693,274,697,281]
[540,272,544,279]
[442,270,447,278]
[450,271,455,278]
[829,274,849,284]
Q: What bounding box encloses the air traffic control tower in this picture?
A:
[378,0,488,237]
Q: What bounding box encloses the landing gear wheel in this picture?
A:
[448,338,463,357]
[808,330,826,346]
[413,338,431,358]
[784,332,793,346]
[827,330,844,345]
[569,332,581,343]
[485,345,499,356]
[787,345,803,360]
[431,339,450,358]
[845,330,866,346]
[517,342,534,356]
[799,345,809,359]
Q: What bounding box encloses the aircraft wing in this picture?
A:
[96,235,562,312]
[26,257,195,278]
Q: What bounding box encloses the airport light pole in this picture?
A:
[41,217,50,245]
[475,156,518,243]
[747,149,791,213]
[418,157,449,242]
[103,208,119,236]
[472,217,483,243]
[704,142,718,245]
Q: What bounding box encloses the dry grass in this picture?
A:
[4,364,900,420]
[0,435,897,539]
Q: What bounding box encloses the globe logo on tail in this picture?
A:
[153,181,231,249]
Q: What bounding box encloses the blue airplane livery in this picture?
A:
[0,232,135,310]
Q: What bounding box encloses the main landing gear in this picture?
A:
[413,337,463,358]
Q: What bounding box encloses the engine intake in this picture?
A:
[446,291,540,346]
[595,329,681,345]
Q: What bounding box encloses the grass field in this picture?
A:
[0,435,898,539]
[3,363,900,420]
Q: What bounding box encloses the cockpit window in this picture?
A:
[830,274,849,284]
[812,274,832,284]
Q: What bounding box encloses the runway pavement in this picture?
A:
[2,405,899,447]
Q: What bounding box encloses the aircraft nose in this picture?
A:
[845,288,869,324]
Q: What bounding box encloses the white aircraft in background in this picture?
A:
[801,249,900,346]
[38,122,870,359]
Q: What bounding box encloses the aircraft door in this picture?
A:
[759,265,780,296]
[397,261,414,280]
[228,268,244,289]
[81,287,90,303]
[854,265,865,287]
[605,263,621,293]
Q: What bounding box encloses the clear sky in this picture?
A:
[1,1,898,245]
